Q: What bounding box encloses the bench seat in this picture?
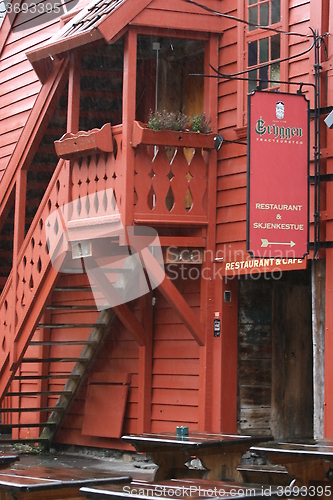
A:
[0,457,131,500]
[80,477,280,500]
[237,464,295,486]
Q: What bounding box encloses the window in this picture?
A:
[136,36,204,123]
[246,0,281,92]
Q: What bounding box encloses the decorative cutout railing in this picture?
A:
[69,125,123,231]
[132,121,214,225]
[0,159,70,376]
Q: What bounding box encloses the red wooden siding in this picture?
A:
[0,1,77,178]
[216,1,246,258]
[151,277,201,433]
[53,272,201,447]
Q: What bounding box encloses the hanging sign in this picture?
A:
[247,91,309,259]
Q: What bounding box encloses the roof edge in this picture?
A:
[25,0,154,63]
[26,29,102,81]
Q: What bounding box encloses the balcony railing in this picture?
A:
[55,121,214,229]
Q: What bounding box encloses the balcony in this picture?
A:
[55,121,215,229]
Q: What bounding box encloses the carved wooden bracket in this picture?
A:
[131,120,215,149]
[54,122,113,159]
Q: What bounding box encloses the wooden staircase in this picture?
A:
[0,269,121,447]
[0,143,133,447]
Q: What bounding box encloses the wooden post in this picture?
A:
[312,259,326,438]
[324,155,333,437]
[137,290,153,433]
[323,0,333,438]
[67,52,81,134]
[122,29,137,229]
[198,33,219,430]
[11,169,27,438]
[11,170,27,368]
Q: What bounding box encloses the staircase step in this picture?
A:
[0,437,50,445]
[30,340,98,346]
[6,391,73,397]
[0,423,56,430]
[13,374,81,380]
[21,357,90,363]
[46,305,98,311]
[37,323,105,329]
[54,287,96,292]
[0,407,65,413]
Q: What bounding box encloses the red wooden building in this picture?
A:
[0,0,332,451]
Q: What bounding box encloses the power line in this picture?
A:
[183,0,313,38]
[209,36,316,79]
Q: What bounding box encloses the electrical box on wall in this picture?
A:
[214,311,221,337]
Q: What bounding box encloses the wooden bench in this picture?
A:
[0,456,131,500]
[80,477,280,500]
[250,439,333,487]
[0,454,19,470]
[122,432,273,481]
[237,463,295,486]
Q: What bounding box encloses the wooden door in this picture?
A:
[271,275,313,439]
[238,271,313,439]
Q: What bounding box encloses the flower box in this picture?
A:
[54,122,113,159]
[131,121,215,149]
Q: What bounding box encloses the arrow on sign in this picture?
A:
[261,239,295,248]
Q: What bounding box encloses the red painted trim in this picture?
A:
[97,0,154,43]
[122,29,137,228]
[67,52,81,134]
[55,123,113,159]
[145,254,205,346]
[198,33,219,430]
[137,292,153,432]
[26,31,102,68]
[131,9,224,33]
[132,121,215,149]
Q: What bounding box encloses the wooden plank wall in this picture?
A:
[55,271,201,447]
[216,0,246,261]
[238,277,272,436]
[151,276,200,433]
[0,3,77,178]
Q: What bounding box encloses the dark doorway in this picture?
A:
[238,270,313,439]
[271,272,313,439]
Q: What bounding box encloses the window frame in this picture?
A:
[236,0,288,133]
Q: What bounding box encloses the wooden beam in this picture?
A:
[137,290,153,432]
[198,33,220,430]
[11,170,27,369]
[67,52,81,134]
[84,259,146,346]
[312,259,326,438]
[141,251,205,346]
[130,10,224,33]
[113,303,146,347]
[97,0,154,43]
[121,29,137,228]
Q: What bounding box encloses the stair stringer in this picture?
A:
[40,307,117,443]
